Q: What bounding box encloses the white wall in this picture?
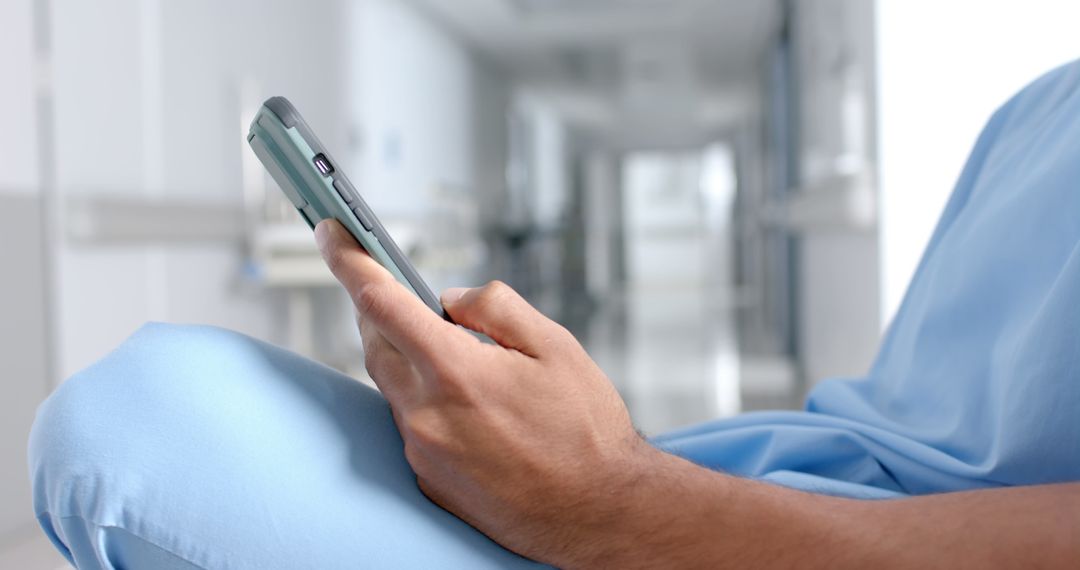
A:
[51,0,347,377]
[877,0,1080,324]
[0,0,50,548]
[0,200,49,548]
[791,0,881,384]
[345,0,509,297]
[3,0,505,561]
[41,0,509,402]
[354,0,485,217]
[0,0,38,193]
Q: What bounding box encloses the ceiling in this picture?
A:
[408,0,782,146]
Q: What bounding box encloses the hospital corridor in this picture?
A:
[2,0,1080,568]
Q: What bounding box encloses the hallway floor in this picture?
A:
[571,284,800,436]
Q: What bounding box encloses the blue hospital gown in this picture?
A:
[28,61,1080,568]
[655,59,1080,498]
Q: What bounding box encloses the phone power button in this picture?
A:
[352,205,374,231]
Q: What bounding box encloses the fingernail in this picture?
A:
[314,220,333,253]
[441,287,470,305]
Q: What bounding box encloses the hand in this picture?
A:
[313,220,1080,570]
[314,220,663,567]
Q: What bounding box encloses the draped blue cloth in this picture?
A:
[656,59,1080,498]
[29,61,1080,568]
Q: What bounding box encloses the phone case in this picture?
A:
[247,96,449,320]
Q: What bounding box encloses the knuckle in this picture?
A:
[415,476,434,497]
[544,323,581,354]
[364,358,382,380]
[486,279,511,293]
[353,283,389,319]
[415,477,449,508]
[402,440,428,473]
[486,279,513,297]
[402,411,446,451]
[356,310,371,337]
[475,280,513,309]
[362,339,384,377]
[554,323,578,345]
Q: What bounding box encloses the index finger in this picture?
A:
[315,219,468,369]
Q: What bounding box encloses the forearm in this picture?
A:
[859,481,1080,568]
[566,448,866,569]
[310,227,1077,569]
[567,448,1080,569]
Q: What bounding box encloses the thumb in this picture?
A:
[314,219,457,364]
[441,281,564,357]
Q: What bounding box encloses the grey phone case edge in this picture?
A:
[249,96,450,321]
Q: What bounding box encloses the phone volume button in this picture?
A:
[332,179,357,205]
[352,206,374,231]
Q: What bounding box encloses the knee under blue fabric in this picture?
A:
[29,323,547,569]
[30,59,1080,568]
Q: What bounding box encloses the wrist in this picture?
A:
[559,445,862,570]
[559,441,733,569]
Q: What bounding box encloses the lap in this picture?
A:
[29,323,544,569]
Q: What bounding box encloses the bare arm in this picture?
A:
[315,219,1080,569]
[594,451,1080,569]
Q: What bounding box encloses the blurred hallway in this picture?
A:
[1,2,877,563]
[570,148,795,434]
[0,0,931,565]
[577,283,745,435]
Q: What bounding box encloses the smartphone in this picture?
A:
[247,96,449,320]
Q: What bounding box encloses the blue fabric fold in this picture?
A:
[656,59,1080,498]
